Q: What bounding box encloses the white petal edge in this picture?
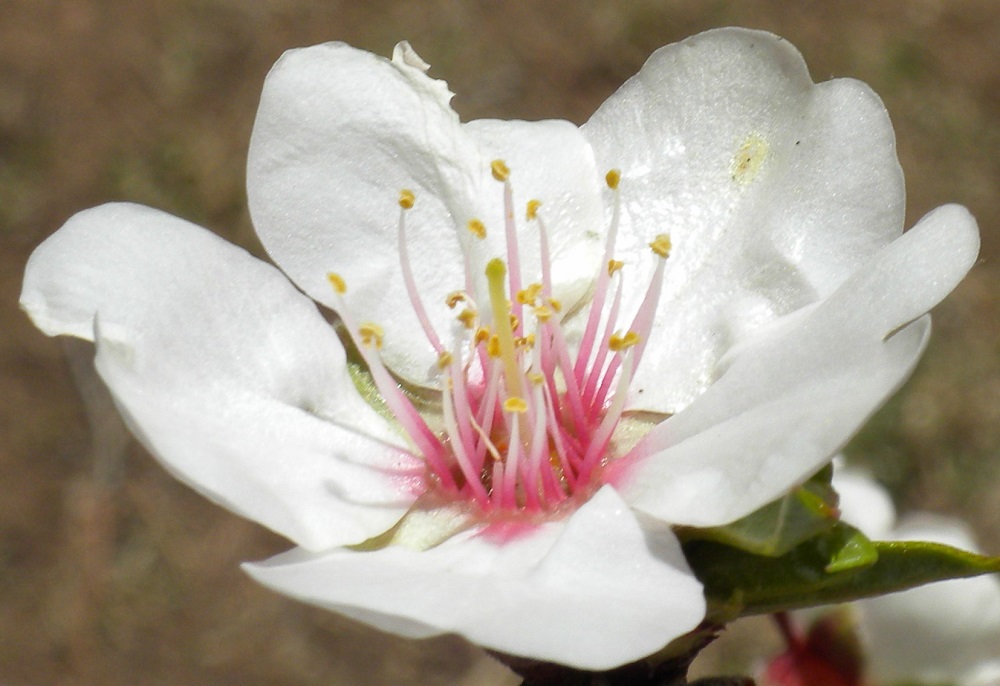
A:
[609,204,980,527]
[831,465,897,539]
[859,514,1000,684]
[583,27,905,414]
[245,486,705,670]
[21,203,422,549]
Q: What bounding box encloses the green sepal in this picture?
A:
[680,464,839,557]
[683,522,1000,623]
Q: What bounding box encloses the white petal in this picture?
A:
[245,486,705,670]
[462,118,604,313]
[583,28,905,413]
[831,466,897,539]
[859,515,1000,684]
[610,204,979,527]
[21,203,422,549]
[248,41,487,387]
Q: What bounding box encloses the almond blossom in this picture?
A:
[20,28,979,669]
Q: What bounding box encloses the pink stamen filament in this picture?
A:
[592,255,667,410]
[582,271,625,413]
[398,206,446,355]
[573,180,622,380]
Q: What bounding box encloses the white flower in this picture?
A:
[835,469,1000,685]
[20,28,979,669]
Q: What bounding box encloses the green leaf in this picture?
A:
[684,522,1000,622]
[680,464,839,556]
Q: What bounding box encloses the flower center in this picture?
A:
[328,161,670,519]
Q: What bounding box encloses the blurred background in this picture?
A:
[2,1,998,684]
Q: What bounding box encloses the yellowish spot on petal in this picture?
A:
[732,133,768,185]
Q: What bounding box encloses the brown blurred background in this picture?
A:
[2,1,998,684]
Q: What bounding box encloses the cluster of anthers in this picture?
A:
[327,161,671,518]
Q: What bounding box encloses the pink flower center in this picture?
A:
[329,162,670,518]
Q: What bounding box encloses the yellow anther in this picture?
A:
[487,334,501,358]
[467,218,487,240]
[514,334,535,349]
[509,314,519,332]
[527,372,545,386]
[474,327,490,345]
[491,159,510,182]
[457,308,477,329]
[516,283,543,306]
[398,189,416,209]
[649,233,672,259]
[607,259,624,276]
[503,396,529,414]
[533,305,553,322]
[526,199,542,220]
[445,291,466,309]
[605,169,621,190]
[609,330,641,352]
[437,351,453,369]
[547,298,562,313]
[326,272,347,295]
[359,322,384,349]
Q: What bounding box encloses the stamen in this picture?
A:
[491,159,510,182]
[608,330,640,351]
[582,269,625,411]
[440,372,489,506]
[467,219,487,240]
[457,308,477,329]
[326,272,347,295]
[397,191,446,355]
[649,233,672,258]
[358,322,384,349]
[574,169,623,379]
[579,348,635,482]
[398,188,416,209]
[494,161,523,331]
[526,199,542,220]
[446,291,465,308]
[516,283,543,306]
